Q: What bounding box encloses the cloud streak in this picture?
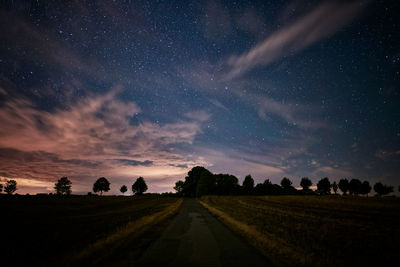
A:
[226,1,367,79]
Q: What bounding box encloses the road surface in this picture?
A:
[136,198,271,267]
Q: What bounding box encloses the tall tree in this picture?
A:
[281,177,293,189]
[174,180,184,194]
[120,185,128,195]
[300,177,312,191]
[93,177,110,196]
[360,181,371,196]
[349,179,362,195]
[182,166,213,197]
[4,180,17,195]
[338,179,349,195]
[214,174,239,195]
[54,177,72,195]
[132,177,148,195]
[242,175,254,195]
[196,171,216,197]
[281,177,296,194]
[373,182,393,196]
[317,177,331,195]
[332,181,338,195]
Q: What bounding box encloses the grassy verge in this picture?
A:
[74,198,183,265]
[1,195,182,266]
[200,195,400,266]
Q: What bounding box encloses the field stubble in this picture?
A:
[1,195,182,266]
[201,195,400,266]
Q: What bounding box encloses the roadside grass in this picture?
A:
[74,198,182,265]
[200,195,400,266]
[1,195,181,266]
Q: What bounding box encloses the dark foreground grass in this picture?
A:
[201,195,400,266]
[1,194,181,266]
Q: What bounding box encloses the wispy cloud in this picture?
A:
[225,1,367,79]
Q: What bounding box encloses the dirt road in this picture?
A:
[136,198,271,267]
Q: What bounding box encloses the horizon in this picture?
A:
[0,0,399,195]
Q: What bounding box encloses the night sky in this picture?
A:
[0,0,399,194]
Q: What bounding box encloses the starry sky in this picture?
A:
[0,0,399,194]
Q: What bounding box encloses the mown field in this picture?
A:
[201,195,400,266]
[1,195,181,266]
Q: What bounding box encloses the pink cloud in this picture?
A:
[0,89,210,194]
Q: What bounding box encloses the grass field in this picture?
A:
[201,195,400,266]
[1,194,181,266]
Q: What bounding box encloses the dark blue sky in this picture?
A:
[0,0,399,194]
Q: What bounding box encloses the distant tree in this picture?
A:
[360,181,371,196]
[120,185,128,195]
[174,180,184,194]
[338,179,349,195]
[4,180,17,195]
[281,177,292,189]
[93,177,110,196]
[317,177,331,195]
[349,179,362,195]
[281,177,297,195]
[182,166,213,197]
[214,174,239,195]
[196,171,216,197]
[0,183,3,193]
[300,177,312,191]
[374,182,393,196]
[254,183,265,195]
[54,177,72,195]
[242,175,254,195]
[132,177,148,195]
[332,181,338,195]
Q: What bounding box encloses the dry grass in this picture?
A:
[201,195,400,266]
[76,198,183,263]
[1,195,181,266]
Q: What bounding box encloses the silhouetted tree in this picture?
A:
[132,177,148,195]
[4,180,17,195]
[399,185,400,193]
[0,183,3,193]
[196,171,216,197]
[317,177,331,195]
[93,177,110,196]
[174,180,184,194]
[245,178,284,195]
[120,185,128,195]
[54,177,72,195]
[182,167,213,197]
[300,177,312,191]
[349,179,362,195]
[360,181,371,196]
[281,177,297,194]
[242,175,254,195]
[281,177,292,189]
[338,178,349,195]
[332,181,338,195]
[374,182,393,196]
[263,179,278,195]
[214,174,239,195]
[254,183,266,195]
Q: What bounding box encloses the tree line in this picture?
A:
[54,176,148,196]
[0,177,148,196]
[0,166,398,197]
[174,166,398,197]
